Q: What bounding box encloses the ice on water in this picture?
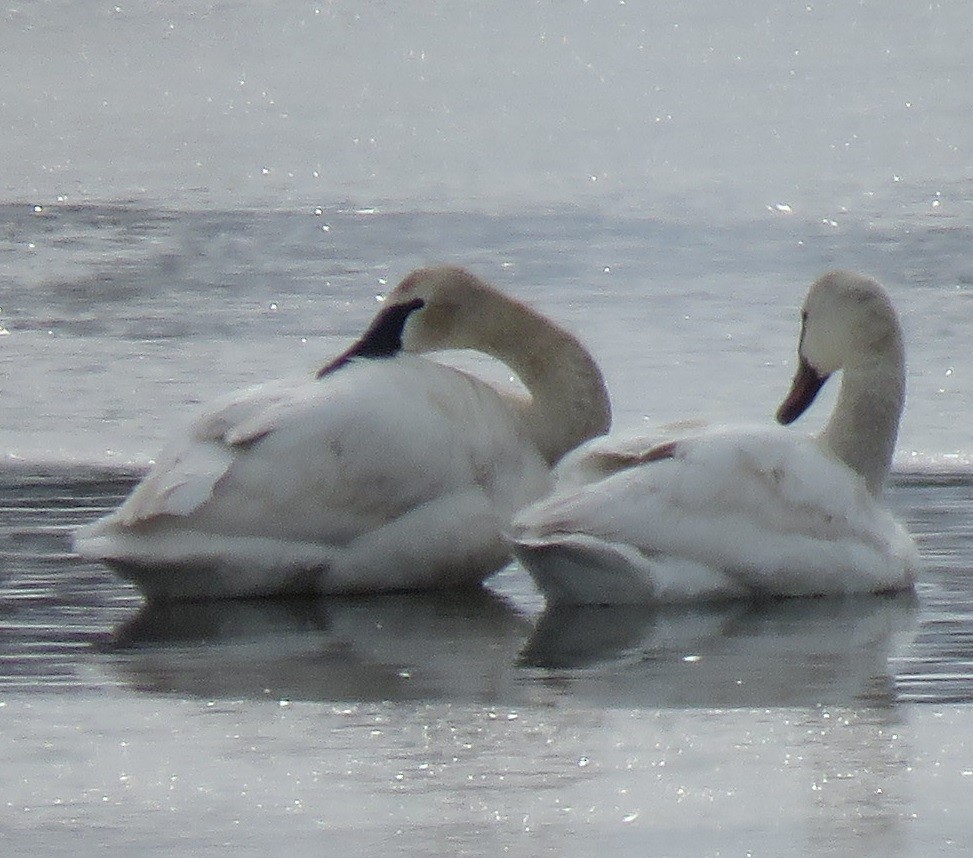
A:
[2,2,973,855]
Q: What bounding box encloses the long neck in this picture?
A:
[819,336,905,497]
[466,295,611,465]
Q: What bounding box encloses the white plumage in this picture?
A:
[75,267,610,601]
[512,271,920,605]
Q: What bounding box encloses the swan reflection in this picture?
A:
[105,588,532,703]
[520,593,919,708]
[103,587,918,709]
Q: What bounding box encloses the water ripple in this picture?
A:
[1,466,972,705]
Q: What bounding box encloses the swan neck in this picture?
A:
[820,341,905,497]
[475,299,611,464]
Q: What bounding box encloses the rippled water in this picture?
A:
[0,465,969,707]
[2,467,973,856]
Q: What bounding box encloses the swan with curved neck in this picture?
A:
[512,270,918,605]
[74,266,611,601]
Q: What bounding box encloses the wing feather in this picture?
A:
[114,358,548,547]
[515,424,910,595]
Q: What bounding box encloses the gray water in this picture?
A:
[3,1,973,855]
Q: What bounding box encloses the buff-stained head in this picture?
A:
[382,266,500,353]
[798,270,900,376]
[777,270,901,425]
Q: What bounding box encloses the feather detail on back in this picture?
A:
[513,424,917,603]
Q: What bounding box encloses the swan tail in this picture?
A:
[512,532,746,606]
[73,523,341,602]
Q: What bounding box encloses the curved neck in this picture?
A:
[466,295,611,465]
[820,337,905,497]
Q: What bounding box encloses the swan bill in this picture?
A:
[776,357,829,425]
[317,297,425,378]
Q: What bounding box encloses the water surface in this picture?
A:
[2,467,973,855]
[3,1,973,854]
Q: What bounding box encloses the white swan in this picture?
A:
[74,266,611,601]
[511,270,919,605]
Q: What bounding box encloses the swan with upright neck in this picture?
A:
[512,270,919,605]
[74,266,611,601]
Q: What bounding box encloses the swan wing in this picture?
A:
[111,357,548,541]
[112,381,295,523]
[514,425,918,598]
[551,419,717,488]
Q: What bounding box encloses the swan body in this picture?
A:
[75,267,610,601]
[512,270,919,605]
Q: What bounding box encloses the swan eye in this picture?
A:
[797,309,809,347]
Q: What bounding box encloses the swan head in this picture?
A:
[777,270,900,425]
[318,266,485,378]
[383,266,498,354]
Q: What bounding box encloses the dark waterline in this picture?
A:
[1,464,970,707]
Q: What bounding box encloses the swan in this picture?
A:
[74,266,611,601]
[511,270,919,605]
